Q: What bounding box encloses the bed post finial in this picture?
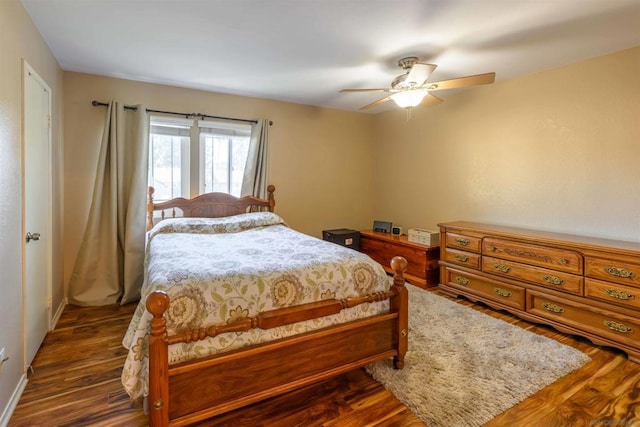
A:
[147,186,155,231]
[390,256,408,370]
[267,185,276,212]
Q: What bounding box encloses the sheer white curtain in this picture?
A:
[68,101,149,306]
[240,119,269,198]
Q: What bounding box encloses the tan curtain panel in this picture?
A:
[240,119,269,199]
[68,102,149,306]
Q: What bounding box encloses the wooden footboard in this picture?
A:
[146,256,408,426]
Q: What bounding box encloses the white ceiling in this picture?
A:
[22,0,640,113]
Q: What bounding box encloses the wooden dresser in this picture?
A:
[438,221,640,363]
[360,230,440,288]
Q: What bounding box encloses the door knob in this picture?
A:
[26,232,41,243]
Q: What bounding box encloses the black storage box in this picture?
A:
[322,228,360,251]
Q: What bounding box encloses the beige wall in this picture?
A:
[372,47,640,242]
[63,72,376,289]
[64,47,640,298]
[0,0,64,420]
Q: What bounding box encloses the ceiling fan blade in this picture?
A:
[424,72,496,91]
[422,92,444,106]
[406,63,437,87]
[340,88,391,93]
[360,95,393,110]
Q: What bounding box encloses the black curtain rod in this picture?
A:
[91,101,271,125]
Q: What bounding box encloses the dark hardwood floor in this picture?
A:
[8,288,640,426]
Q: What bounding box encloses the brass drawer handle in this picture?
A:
[605,288,635,301]
[542,302,564,313]
[455,276,470,286]
[454,254,469,262]
[494,264,511,273]
[455,238,470,246]
[604,266,636,279]
[543,275,565,286]
[494,288,511,298]
[559,258,569,265]
[603,320,633,334]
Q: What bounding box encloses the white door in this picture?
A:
[23,62,52,369]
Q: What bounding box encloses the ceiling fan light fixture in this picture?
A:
[391,89,428,108]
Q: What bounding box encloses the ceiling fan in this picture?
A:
[340,57,496,110]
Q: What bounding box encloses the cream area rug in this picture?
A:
[366,285,591,427]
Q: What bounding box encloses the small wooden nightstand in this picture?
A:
[359,230,440,288]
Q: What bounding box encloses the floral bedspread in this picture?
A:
[121,212,392,399]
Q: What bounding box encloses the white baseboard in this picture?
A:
[51,297,67,330]
[0,374,27,427]
[0,299,65,425]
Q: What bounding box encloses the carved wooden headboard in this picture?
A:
[146,185,276,231]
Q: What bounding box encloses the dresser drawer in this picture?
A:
[585,257,640,288]
[443,267,525,310]
[483,238,583,274]
[445,232,482,253]
[482,256,583,295]
[585,278,640,310]
[360,235,427,280]
[443,247,481,270]
[528,290,640,348]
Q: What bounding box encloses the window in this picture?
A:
[148,117,192,202]
[199,121,251,197]
[148,116,251,201]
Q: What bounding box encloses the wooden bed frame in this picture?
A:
[144,185,409,426]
